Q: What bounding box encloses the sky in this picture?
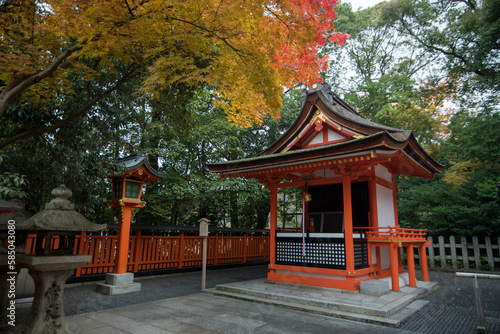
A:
[342,0,385,10]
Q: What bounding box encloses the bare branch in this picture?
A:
[0,44,82,119]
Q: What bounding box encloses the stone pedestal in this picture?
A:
[96,272,141,295]
[15,254,91,334]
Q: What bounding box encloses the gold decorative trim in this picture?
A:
[309,110,327,126]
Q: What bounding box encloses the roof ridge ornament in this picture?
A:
[302,83,336,106]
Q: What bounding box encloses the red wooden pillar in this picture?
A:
[406,244,417,287]
[375,247,381,275]
[133,229,143,273]
[115,207,133,274]
[419,243,429,281]
[269,183,278,272]
[389,243,400,291]
[342,174,355,276]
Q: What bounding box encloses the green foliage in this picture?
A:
[331,0,499,238]
[1,0,498,236]
[133,85,290,228]
[398,109,500,238]
[327,2,454,148]
[0,153,28,199]
[382,0,500,95]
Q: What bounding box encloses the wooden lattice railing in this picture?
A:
[354,226,428,243]
[25,226,270,277]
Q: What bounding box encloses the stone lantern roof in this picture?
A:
[21,184,106,232]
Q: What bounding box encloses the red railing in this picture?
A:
[354,226,427,242]
[25,228,270,277]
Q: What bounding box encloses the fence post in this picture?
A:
[428,236,435,269]
[473,236,481,270]
[438,236,446,269]
[461,236,470,270]
[74,231,86,277]
[214,232,219,266]
[449,236,457,270]
[474,276,486,333]
[243,232,247,263]
[133,229,143,273]
[498,237,500,269]
[178,231,185,269]
[485,237,494,271]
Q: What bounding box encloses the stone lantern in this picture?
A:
[14,185,106,334]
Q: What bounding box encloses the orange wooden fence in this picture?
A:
[25,227,270,277]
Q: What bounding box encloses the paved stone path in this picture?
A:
[13,265,500,333]
[67,293,415,334]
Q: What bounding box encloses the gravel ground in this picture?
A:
[401,270,500,334]
[14,266,500,333]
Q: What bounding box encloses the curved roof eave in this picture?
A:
[208,131,408,173]
[404,133,444,173]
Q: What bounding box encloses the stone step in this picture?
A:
[206,287,430,327]
[212,282,425,318]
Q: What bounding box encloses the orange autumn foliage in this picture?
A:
[0,0,347,127]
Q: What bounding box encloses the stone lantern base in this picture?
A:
[15,254,91,334]
[95,272,141,295]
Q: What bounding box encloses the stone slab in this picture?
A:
[15,254,92,271]
[95,282,142,295]
[105,272,135,285]
[360,280,390,297]
[379,273,410,290]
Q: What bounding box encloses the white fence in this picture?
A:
[404,236,500,271]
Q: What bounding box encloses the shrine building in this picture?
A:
[208,83,443,291]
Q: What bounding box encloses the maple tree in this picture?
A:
[0,0,347,145]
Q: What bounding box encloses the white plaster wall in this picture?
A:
[376,184,395,228]
[371,246,377,264]
[309,133,323,145]
[328,129,345,141]
[380,247,391,270]
[376,183,396,269]
[375,164,392,182]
